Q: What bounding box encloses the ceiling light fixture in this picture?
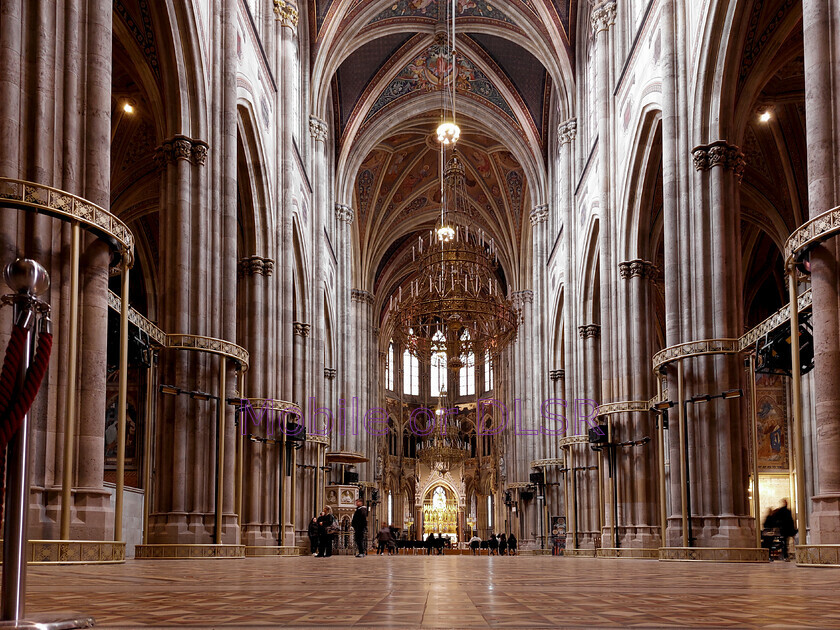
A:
[759,111,771,122]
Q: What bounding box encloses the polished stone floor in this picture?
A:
[24,555,840,628]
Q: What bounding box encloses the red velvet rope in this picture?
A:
[0,326,53,525]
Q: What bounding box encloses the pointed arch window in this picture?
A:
[484,349,494,391]
[385,340,395,391]
[403,339,419,396]
[460,331,475,396]
[431,329,447,398]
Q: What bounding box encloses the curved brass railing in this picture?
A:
[166,333,250,370]
[652,338,740,373]
[784,205,840,266]
[530,458,565,468]
[596,400,650,416]
[558,435,589,448]
[0,177,133,265]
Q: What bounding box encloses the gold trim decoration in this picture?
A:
[0,178,133,265]
[134,544,246,559]
[246,398,301,415]
[784,205,840,266]
[559,435,589,448]
[507,482,530,489]
[596,400,650,416]
[795,544,840,567]
[659,547,769,563]
[596,547,659,559]
[652,338,740,373]
[245,546,304,557]
[0,540,127,564]
[166,333,250,370]
[307,434,330,446]
[739,288,812,351]
[108,290,166,346]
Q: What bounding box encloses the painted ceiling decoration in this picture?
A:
[367,0,516,27]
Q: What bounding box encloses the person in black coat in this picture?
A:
[773,499,797,560]
[351,499,369,558]
[507,533,517,555]
[498,533,507,556]
[488,534,498,555]
[308,517,320,556]
[316,506,335,557]
[425,534,434,555]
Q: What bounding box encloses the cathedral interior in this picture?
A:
[0,0,839,627]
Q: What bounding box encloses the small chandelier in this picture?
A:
[436,121,461,145]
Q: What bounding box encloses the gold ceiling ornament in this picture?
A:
[417,402,470,476]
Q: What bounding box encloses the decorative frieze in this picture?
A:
[324,368,337,380]
[351,289,374,305]
[591,1,617,33]
[238,256,275,278]
[692,141,746,182]
[549,369,565,381]
[293,322,311,337]
[335,204,354,224]
[558,119,577,146]
[154,135,209,168]
[309,116,328,143]
[578,324,601,339]
[618,259,658,280]
[530,204,548,226]
[273,0,299,27]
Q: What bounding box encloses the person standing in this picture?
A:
[308,517,320,557]
[351,499,369,558]
[507,533,517,555]
[498,533,508,556]
[469,534,481,555]
[774,498,797,561]
[377,521,393,555]
[316,506,335,558]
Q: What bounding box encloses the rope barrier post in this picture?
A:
[114,260,130,542]
[60,222,81,540]
[1,262,40,620]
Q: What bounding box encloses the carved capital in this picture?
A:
[238,256,276,278]
[692,141,746,182]
[309,116,328,143]
[578,324,601,339]
[155,136,208,168]
[591,1,617,34]
[512,290,534,305]
[335,203,354,224]
[324,368,337,380]
[294,322,311,337]
[274,0,299,27]
[558,119,578,146]
[618,259,658,280]
[530,204,549,226]
[191,142,208,166]
[351,289,374,305]
[549,369,566,381]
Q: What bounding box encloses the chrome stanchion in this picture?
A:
[0,259,94,629]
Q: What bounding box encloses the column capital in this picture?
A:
[558,119,578,145]
[549,369,566,381]
[335,203,355,224]
[293,321,311,337]
[309,116,328,143]
[274,0,299,27]
[590,1,617,34]
[692,140,746,182]
[238,256,276,278]
[351,289,374,305]
[324,368,337,380]
[512,290,534,305]
[578,324,601,339]
[154,135,208,168]
[618,259,657,280]
[530,204,549,226]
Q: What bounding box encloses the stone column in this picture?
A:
[578,324,601,546]
[802,0,840,543]
[557,120,578,410]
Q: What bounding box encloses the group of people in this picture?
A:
[423,533,453,554]
[468,533,517,555]
[308,499,370,558]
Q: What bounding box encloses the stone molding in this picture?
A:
[558,119,577,146]
[692,141,746,182]
[618,259,658,280]
[309,116,328,143]
[549,369,565,381]
[591,1,617,33]
[335,203,354,224]
[273,0,299,27]
[324,368,337,379]
[238,256,275,278]
[293,322,311,337]
[578,324,601,339]
[530,204,548,225]
[351,289,374,305]
[155,135,208,168]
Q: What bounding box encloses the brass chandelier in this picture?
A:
[388,0,518,365]
[417,405,470,476]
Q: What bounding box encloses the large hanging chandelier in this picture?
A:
[388,1,519,364]
[417,400,470,476]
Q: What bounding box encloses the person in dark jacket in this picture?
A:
[773,499,797,560]
[316,506,335,558]
[351,499,369,558]
[507,533,517,555]
[308,517,320,556]
[488,534,498,555]
[377,522,394,555]
[498,533,508,556]
[435,533,445,555]
[425,534,434,555]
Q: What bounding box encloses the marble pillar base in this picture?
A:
[795,544,840,566]
[596,547,659,559]
[0,540,125,564]
[666,515,754,548]
[244,546,302,556]
[659,547,769,562]
[240,524,281,546]
[809,494,840,544]
[147,513,239,544]
[135,544,245,559]
[37,488,113,540]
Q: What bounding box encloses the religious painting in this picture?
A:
[104,367,142,479]
[754,373,789,471]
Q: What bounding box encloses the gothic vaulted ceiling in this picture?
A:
[311,0,575,296]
